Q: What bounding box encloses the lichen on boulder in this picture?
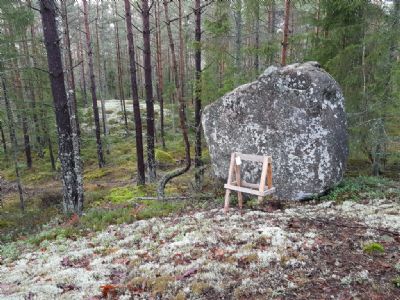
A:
[202,61,348,200]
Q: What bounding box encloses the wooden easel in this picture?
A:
[224,152,275,212]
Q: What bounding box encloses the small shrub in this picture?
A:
[0,243,20,261]
[39,190,63,208]
[107,187,135,203]
[319,176,400,202]
[84,168,111,180]
[392,276,400,288]
[363,242,385,254]
[155,149,175,165]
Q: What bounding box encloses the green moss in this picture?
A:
[191,282,211,295]
[136,200,184,219]
[0,243,20,261]
[84,168,111,180]
[392,276,400,288]
[106,185,156,203]
[363,242,385,254]
[155,149,175,164]
[318,176,400,203]
[107,187,135,203]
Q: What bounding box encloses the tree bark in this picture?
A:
[82,0,105,168]
[254,1,260,73]
[60,0,80,137]
[155,0,165,148]
[1,75,24,211]
[141,0,156,182]
[29,16,56,170]
[158,0,191,198]
[12,61,32,169]
[0,120,6,155]
[78,21,88,107]
[114,1,128,133]
[281,0,291,66]
[234,0,242,79]
[22,30,43,158]
[124,0,146,185]
[178,0,185,100]
[39,0,84,214]
[194,0,203,189]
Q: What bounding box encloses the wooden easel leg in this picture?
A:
[224,189,231,213]
[258,196,263,204]
[224,153,236,214]
[235,164,243,211]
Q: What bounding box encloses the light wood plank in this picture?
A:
[235,163,243,210]
[224,184,276,196]
[224,153,236,213]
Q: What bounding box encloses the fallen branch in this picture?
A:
[131,195,214,201]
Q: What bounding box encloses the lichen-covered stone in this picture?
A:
[202,62,348,200]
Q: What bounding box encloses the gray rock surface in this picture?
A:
[202,62,348,200]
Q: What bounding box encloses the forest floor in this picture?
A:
[1,100,400,299]
[0,195,399,299]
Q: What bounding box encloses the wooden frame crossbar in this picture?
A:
[224,152,275,213]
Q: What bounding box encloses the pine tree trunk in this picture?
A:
[12,63,32,169]
[82,0,105,168]
[194,0,203,189]
[178,0,185,100]
[78,23,88,107]
[124,0,146,185]
[281,0,291,66]
[254,1,260,73]
[61,0,81,137]
[234,0,242,79]
[29,17,56,170]
[155,0,165,148]
[39,0,84,214]
[1,72,24,211]
[95,1,109,139]
[114,2,128,133]
[22,33,43,158]
[158,0,191,198]
[0,120,7,155]
[141,0,156,182]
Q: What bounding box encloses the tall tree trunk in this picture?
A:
[12,61,32,169]
[194,0,203,189]
[95,1,109,139]
[1,75,24,211]
[254,1,260,73]
[234,0,242,79]
[158,0,191,198]
[60,0,80,137]
[281,0,291,66]
[29,19,56,169]
[114,1,128,133]
[178,0,185,100]
[39,0,84,214]
[155,0,165,148]
[82,0,105,168]
[22,31,43,158]
[315,0,320,38]
[0,120,7,155]
[141,0,156,182]
[124,0,146,185]
[78,22,88,107]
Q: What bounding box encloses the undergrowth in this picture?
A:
[318,176,400,203]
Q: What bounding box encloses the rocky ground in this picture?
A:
[0,198,399,300]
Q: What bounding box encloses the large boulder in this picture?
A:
[202,62,348,200]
